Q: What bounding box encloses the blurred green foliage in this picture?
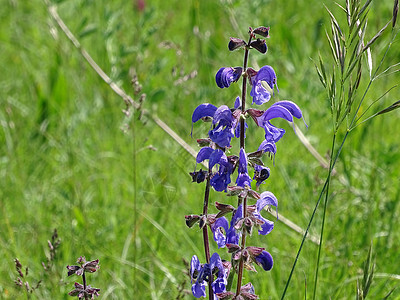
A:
[0,0,399,298]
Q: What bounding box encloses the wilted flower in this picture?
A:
[68,282,100,299]
[67,257,99,276]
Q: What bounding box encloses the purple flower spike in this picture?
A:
[255,250,274,271]
[216,67,242,88]
[250,65,278,105]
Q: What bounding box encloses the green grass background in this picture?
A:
[0,0,399,298]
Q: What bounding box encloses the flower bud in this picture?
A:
[185,215,200,228]
[250,39,267,54]
[228,37,246,51]
[253,26,270,37]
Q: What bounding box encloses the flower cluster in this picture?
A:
[66,256,100,299]
[186,26,305,298]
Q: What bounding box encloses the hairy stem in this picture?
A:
[235,32,253,295]
[82,272,88,300]
[240,34,252,149]
[201,170,213,299]
[236,196,248,296]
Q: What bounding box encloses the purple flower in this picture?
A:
[226,206,243,245]
[216,67,242,88]
[253,164,270,187]
[209,105,235,148]
[236,148,252,188]
[211,206,242,247]
[196,147,233,192]
[254,191,278,235]
[190,253,227,298]
[192,104,236,148]
[257,140,277,154]
[211,217,229,248]
[255,250,274,271]
[248,100,303,148]
[250,65,278,105]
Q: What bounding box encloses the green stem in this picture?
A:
[312,133,336,300]
[282,18,399,300]
[281,130,349,299]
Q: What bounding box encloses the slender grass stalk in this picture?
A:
[312,133,336,300]
[282,9,399,299]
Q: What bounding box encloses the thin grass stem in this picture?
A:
[312,133,336,300]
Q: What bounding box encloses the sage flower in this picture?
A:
[190,253,227,298]
[250,65,278,105]
[216,67,242,88]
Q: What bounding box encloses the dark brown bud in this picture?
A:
[250,39,267,54]
[228,37,246,51]
[226,243,241,253]
[248,189,261,200]
[215,202,235,212]
[199,215,207,229]
[185,215,200,228]
[247,150,263,158]
[253,26,270,37]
